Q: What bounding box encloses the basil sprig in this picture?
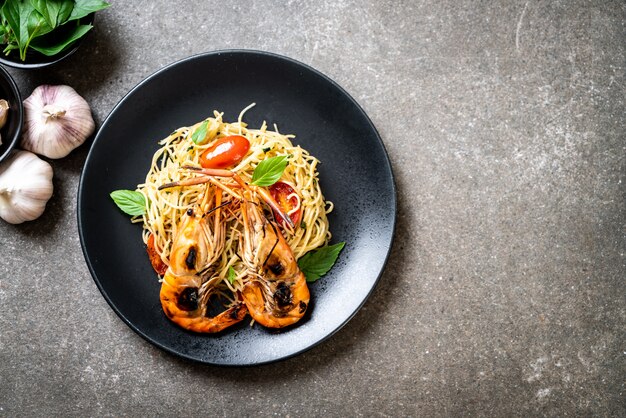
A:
[0,0,110,62]
[191,120,209,144]
[110,190,146,216]
[251,155,289,187]
[30,24,92,56]
[297,242,345,282]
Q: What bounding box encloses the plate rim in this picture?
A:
[77,49,397,366]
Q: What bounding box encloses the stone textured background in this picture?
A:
[1,1,624,416]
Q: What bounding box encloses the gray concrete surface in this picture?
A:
[1,0,624,416]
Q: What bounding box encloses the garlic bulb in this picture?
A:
[21,85,95,159]
[0,150,53,224]
[0,99,8,146]
[0,99,9,127]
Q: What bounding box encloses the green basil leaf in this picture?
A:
[68,0,109,22]
[0,5,18,52]
[55,0,73,26]
[30,0,67,28]
[30,0,51,28]
[2,0,53,61]
[110,190,146,216]
[227,266,237,284]
[2,0,21,35]
[30,23,91,55]
[250,155,289,187]
[25,7,44,34]
[22,5,49,60]
[191,120,208,144]
[25,5,54,40]
[30,10,54,38]
[2,0,24,53]
[297,242,345,282]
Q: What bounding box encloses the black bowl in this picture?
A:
[0,65,23,164]
[0,14,95,69]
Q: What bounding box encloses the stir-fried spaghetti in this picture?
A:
[133,106,333,300]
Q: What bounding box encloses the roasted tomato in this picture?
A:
[269,181,302,228]
[147,233,168,275]
[199,135,250,169]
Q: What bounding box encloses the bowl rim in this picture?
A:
[0,13,95,70]
[0,65,23,164]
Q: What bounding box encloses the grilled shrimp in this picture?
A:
[158,188,247,333]
[239,191,310,328]
[160,166,309,328]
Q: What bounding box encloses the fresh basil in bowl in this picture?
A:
[0,0,110,69]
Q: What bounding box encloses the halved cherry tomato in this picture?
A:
[146,233,168,275]
[269,181,302,229]
[199,135,250,169]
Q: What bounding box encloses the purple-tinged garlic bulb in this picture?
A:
[20,85,95,159]
[0,150,53,224]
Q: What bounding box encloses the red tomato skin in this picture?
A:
[269,182,302,228]
[147,233,168,275]
[200,135,250,169]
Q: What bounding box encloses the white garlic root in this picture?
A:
[0,150,53,224]
[21,85,95,159]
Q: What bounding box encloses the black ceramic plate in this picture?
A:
[78,50,396,365]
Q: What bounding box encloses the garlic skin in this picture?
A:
[0,99,9,129]
[0,150,53,224]
[0,99,8,146]
[21,85,95,159]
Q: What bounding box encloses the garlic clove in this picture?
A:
[0,99,9,130]
[21,85,95,159]
[0,150,53,224]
